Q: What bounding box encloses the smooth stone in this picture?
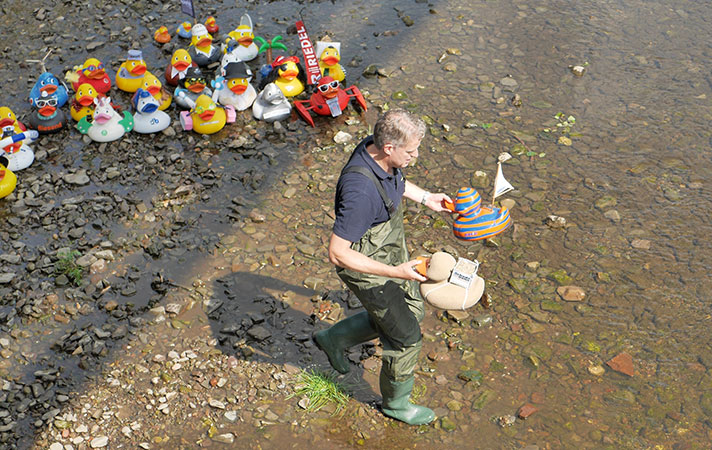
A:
[557,286,586,302]
[90,436,109,448]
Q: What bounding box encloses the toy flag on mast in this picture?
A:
[491,152,514,205]
[180,0,195,18]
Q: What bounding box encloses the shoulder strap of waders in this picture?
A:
[341,165,398,217]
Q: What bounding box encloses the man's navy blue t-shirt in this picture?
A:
[333,136,405,243]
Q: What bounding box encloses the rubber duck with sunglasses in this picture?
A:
[295,76,367,127]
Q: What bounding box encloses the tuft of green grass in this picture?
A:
[289,369,350,414]
[55,250,83,286]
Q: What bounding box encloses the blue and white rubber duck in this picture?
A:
[29,72,69,108]
[132,89,171,134]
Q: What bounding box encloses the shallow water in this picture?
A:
[2,0,712,447]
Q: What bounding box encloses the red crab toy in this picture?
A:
[294,76,367,127]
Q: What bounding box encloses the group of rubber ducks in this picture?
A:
[1,13,363,200]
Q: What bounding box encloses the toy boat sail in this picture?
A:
[450,153,514,241]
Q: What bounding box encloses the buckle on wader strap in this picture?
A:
[341,166,398,217]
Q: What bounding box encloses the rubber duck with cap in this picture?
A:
[70,83,99,122]
[174,67,212,109]
[294,76,366,127]
[67,58,112,94]
[445,187,512,241]
[76,96,133,142]
[29,72,69,108]
[0,155,17,199]
[0,110,36,172]
[139,72,172,111]
[164,49,197,87]
[116,50,150,93]
[418,252,487,311]
[316,41,345,82]
[189,24,221,70]
[205,16,219,35]
[176,22,192,39]
[252,82,291,122]
[154,26,171,44]
[259,56,306,98]
[224,14,259,62]
[28,91,67,135]
[179,94,235,135]
[132,88,171,134]
[216,62,256,111]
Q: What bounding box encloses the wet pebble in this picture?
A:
[90,436,109,448]
[556,286,585,302]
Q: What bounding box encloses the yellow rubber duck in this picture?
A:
[184,94,228,135]
[189,24,220,68]
[70,83,99,122]
[224,14,258,61]
[0,156,17,199]
[116,50,150,93]
[140,72,172,111]
[164,49,196,86]
[0,107,26,155]
[260,56,305,98]
[316,41,345,82]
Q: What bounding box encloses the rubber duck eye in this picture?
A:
[195,106,204,114]
[88,65,96,71]
[329,81,339,89]
[318,84,329,93]
[279,64,288,71]
[98,63,104,70]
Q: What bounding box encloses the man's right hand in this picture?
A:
[395,259,428,282]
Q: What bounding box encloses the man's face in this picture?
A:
[386,138,420,169]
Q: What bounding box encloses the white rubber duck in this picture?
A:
[223,14,259,62]
[132,88,171,134]
[217,62,257,111]
[77,96,133,142]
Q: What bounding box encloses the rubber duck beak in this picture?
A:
[147,85,161,96]
[174,61,190,71]
[87,69,105,79]
[199,110,215,121]
[197,37,212,47]
[78,95,95,106]
[39,105,56,116]
[131,65,147,76]
[188,83,205,93]
[40,85,58,95]
[323,87,339,99]
[322,56,339,66]
[443,200,456,212]
[238,37,253,46]
[0,119,14,128]
[280,70,298,80]
[230,85,247,95]
[94,113,112,124]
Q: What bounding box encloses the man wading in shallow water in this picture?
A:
[313,109,452,425]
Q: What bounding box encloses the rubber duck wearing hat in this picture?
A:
[316,41,345,82]
[252,83,291,122]
[179,94,235,135]
[116,50,150,93]
[70,83,99,122]
[205,16,219,35]
[139,72,172,111]
[217,62,256,111]
[174,67,212,109]
[68,58,112,95]
[28,91,67,135]
[189,24,221,70]
[176,22,192,39]
[259,56,306,98]
[0,110,35,171]
[154,26,171,44]
[446,187,512,241]
[164,49,197,87]
[0,156,17,199]
[76,96,133,142]
[29,72,69,108]
[295,76,366,127]
[132,88,171,134]
[224,14,259,62]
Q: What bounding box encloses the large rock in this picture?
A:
[63,171,90,186]
[606,352,635,377]
[556,286,586,302]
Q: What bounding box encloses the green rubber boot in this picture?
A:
[313,311,379,374]
[380,373,435,425]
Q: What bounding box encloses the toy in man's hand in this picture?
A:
[419,252,486,311]
[446,187,512,241]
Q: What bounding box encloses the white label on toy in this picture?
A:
[326,97,343,117]
[449,258,480,289]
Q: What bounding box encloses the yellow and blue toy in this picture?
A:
[116,50,150,93]
[446,187,512,241]
[316,41,345,82]
[29,72,69,108]
[0,108,35,171]
[176,22,192,39]
[179,94,235,135]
